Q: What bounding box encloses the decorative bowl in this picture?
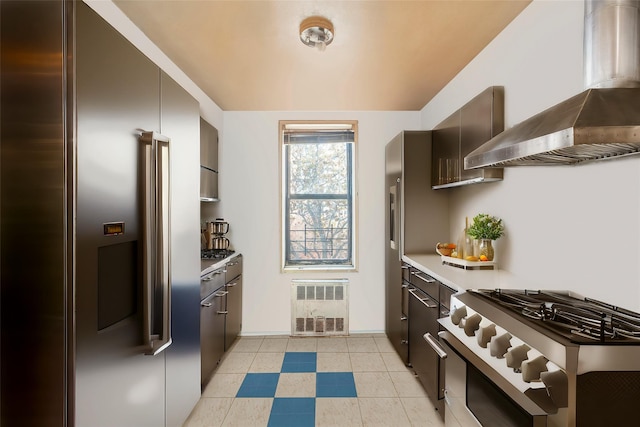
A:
[436,243,455,257]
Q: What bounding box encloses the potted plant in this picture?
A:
[466,213,504,261]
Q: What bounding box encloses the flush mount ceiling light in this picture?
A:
[299,16,334,51]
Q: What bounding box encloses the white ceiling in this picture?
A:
[113,0,531,111]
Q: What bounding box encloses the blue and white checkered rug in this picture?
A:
[235,352,357,426]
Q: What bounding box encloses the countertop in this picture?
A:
[201,252,240,277]
[403,253,535,293]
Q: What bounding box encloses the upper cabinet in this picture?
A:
[200,118,219,202]
[431,86,504,189]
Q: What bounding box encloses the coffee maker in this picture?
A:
[202,218,232,258]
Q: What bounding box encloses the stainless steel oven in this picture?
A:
[439,289,640,427]
[439,329,549,427]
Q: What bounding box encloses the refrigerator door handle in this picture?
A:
[140,131,172,356]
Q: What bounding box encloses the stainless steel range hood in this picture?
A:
[465,0,640,169]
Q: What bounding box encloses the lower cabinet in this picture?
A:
[224,255,243,351]
[200,255,243,389]
[200,286,226,389]
[408,286,445,418]
[405,264,454,421]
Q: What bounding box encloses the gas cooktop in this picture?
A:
[470,289,640,344]
[201,249,235,260]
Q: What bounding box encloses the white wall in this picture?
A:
[216,112,419,335]
[421,0,640,310]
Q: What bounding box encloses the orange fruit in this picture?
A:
[479,255,488,261]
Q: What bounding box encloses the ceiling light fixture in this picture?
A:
[299,16,334,51]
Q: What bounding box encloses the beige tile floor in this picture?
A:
[182,334,445,427]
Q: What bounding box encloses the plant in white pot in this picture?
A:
[466,213,504,261]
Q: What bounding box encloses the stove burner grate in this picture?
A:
[472,289,640,344]
[201,249,235,260]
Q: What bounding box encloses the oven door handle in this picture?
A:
[424,332,448,359]
[408,288,438,308]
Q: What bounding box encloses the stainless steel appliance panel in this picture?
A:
[1,2,200,426]
[160,71,202,427]
[0,1,67,425]
[75,4,167,426]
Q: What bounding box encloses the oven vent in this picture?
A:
[291,279,349,336]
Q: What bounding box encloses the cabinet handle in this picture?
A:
[401,265,410,270]
[409,288,438,308]
[227,261,238,266]
[201,302,212,308]
[202,269,226,281]
[424,333,447,359]
[412,272,435,283]
[227,282,238,287]
[400,316,407,321]
[216,310,228,315]
[214,290,228,297]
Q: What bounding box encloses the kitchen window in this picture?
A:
[280,121,357,270]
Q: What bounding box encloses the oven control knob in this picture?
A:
[476,323,497,348]
[521,355,549,382]
[489,333,512,358]
[506,344,531,371]
[540,370,568,407]
[462,313,482,337]
[450,305,467,325]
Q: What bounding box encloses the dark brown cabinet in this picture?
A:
[431,86,505,189]
[200,118,219,201]
[224,255,243,351]
[406,264,456,420]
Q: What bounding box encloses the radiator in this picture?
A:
[291,279,348,336]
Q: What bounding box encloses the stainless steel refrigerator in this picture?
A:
[1,1,201,426]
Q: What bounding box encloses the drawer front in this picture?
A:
[200,267,226,299]
[225,254,243,282]
[410,268,439,300]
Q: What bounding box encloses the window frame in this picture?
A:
[280,120,358,271]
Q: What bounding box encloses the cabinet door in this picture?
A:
[201,289,226,388]
[408,288,445,417]
[225,275,243,351]
[431,112,460,186]
[200,118,218,171]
